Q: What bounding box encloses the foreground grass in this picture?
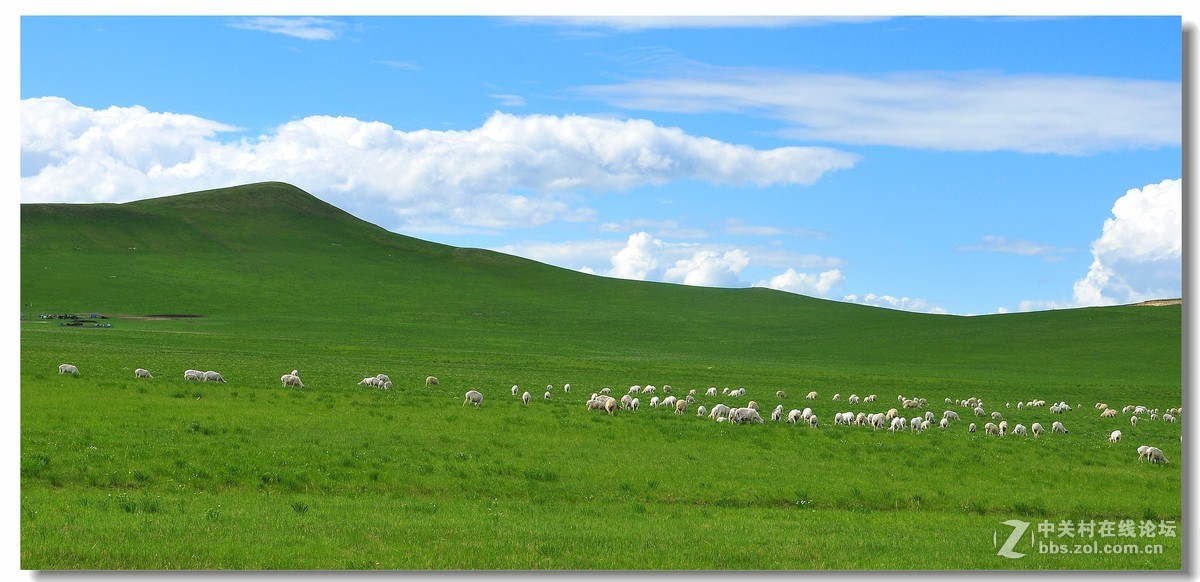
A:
[21,332,1182,569]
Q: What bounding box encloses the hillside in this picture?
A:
[20,182,1181,390]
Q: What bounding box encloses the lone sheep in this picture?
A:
[463,390,484,407]
[426,376,439,386]
[522,391,531,405]
[806,391,818,400]
[134,368,153,379]
[1109,430,1122,443]
[58,364,79,375]
[281,374,304,388]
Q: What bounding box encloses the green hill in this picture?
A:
[19,182,1182,570]
[21,181,1180,392]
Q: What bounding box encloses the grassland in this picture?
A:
[20,182,1182,569]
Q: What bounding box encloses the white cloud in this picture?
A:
[955,235,1076,259]
[842,293,949,315]
[489,94,527,107]
[664,249,750,287]
[609,232,663,280]
[228,17,348,41]
[20,97,857,233]
[582,70,1180,155]
[756,268,845,296]
[724,218,826,238]
[1072,178,1182,306]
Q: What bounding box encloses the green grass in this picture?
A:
[20,182,1182,570]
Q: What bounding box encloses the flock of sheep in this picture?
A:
[56,362,1179,464]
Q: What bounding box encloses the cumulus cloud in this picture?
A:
[665,249,750,287]
[609,232,664,280]
[1072,178,1181,306]
[20,97,858,233]
[228,17,348,41]
[842,293,949,315]
[582,69,1180,155]
[755,268,845,296]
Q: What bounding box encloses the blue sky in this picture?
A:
[17,8,1187,315]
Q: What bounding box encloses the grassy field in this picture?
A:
[20,182,1183,570]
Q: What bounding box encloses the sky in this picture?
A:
[15,5,1189,316]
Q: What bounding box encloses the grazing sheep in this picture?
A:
[662,396,677,408]
[1101,408,1118,418]
[599,387,611,395]
[787,409,803,424]
[924,411,935,423]
[974,407,985,417]
[376,374,391,384]
[630,398,640,412]
[463,390,484,407]
[511,385,519,396]
[675,399,689,414]
[426,376,439,386]
[522,391,531,405]
[642,385,656,394]
[848,394,860,405]
[746,400,758,411]
[801,407,813,420]
[1032,422,1044,437]
[1130,416,1139,426]
[58,364,79,375]
[1136,445,1168,464]
[1109,430,1122,443]
[696,405,707,417]
[544,391,551,400]
[1163,413,1176,423]
[650,396,661,408]
[203,371,226,383]
[134,368,153,379]
[1011,424,1027,436]
[808,414,819,428]
[903,399,918,409]
[564,383,571,393]
[776,390,786,399]
[920,420,930,431]
[729,407,764,424]
[359,376,382,387]
[939,418,949,430]
[1017,401,1024,410]
[772,406,784,422]
[604,398,617,415]
[184,369,204,382]
[864,394,877,403]
[806,391,818,400]
[943,410,960,421]
[991,411,1003,420]
[706,387,718,397]
[984,422,999,436]
[890,417,905,432]
[998,420,1008,436]
[885,408,899,421]
[709,404,731,420]
[1052,421,1067,434]
[630,385,642,395]
[968,423,977,433]
[621,394,634,409]
[832,393,841,401]
[281,374,304,388]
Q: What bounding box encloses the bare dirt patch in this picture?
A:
[1133,299,1181,307]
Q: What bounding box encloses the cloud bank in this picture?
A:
[21,97,859,233]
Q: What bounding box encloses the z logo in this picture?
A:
[995,519,1030,559]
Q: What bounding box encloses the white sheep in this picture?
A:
[604,398,617,415]
[281,374,304,388]
[746,400,758,411]
[599,387,611,395]
[832,393,841,401]
[1109,430,1122,443]
[621,394,634,409]
[709,403,731,420]
[1052,421,1067,434]
[544,391,551,400]
[662,396,677,408]
[848,394,860,405]
[864,394,877,403]
[564,383,571,393]
[630,385,642,395]
[642,385,656,394]
[1031,422,1044,437]
[998,420,1008,436]
[463,390,484,407]
[787,409,803,424]
[134,368,153,379]
[696,405,707,417]
[776,390,786,399]
[184,369,204,382]
[522,391,531,405]
[359,376,382,387]
[675,399,689,414]
[806,391,818,400]
[974,407,986,417]
[991,411,1003,420]
[1012,424,1027,437]
[772,406,784,422]
[1136,445,1169,464]
[425,376,439,386]
[730,407,764,424]
[984,422,999,436]
[650,396,661,408]
[939,418,949,430]
[706,387,718,397]
[1101,408,1118,418]
[203,371,226,383]
[376,374,391,384]
[808,414,819,428]
[1130,416,1139,426]
[968,422,977,433]
[630,397,640,412]
[58,364,79,375]
[943,410,960,421]
[889,417,904,432]
[1163,413,1176,423]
